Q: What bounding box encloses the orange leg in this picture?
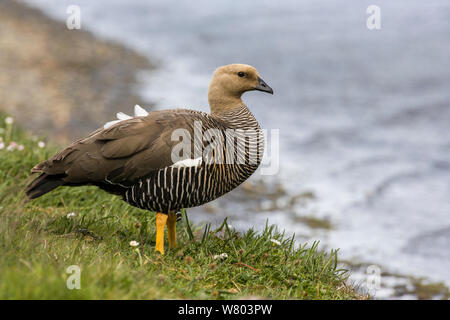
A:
[155,212,168,254]
[167,212,177,249]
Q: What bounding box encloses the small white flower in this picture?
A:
[270,239,281,246]
[0,142,4,150]
[7,142,17,151]
[66,212,76,218]
[18,144,24,151]
[129,240,140,247]
[213,253,228,260]
[38,141,46,148]
[5,117,14,125]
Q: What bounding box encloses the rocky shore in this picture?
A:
[0,0,155,144]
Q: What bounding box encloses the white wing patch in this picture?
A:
[171,157,203,168]
[116,112,132,120]
[103,105,150,129]
[134,104,149,117]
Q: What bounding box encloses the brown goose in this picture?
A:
[25,64,273,254]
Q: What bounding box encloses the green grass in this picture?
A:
[0,114,361,299]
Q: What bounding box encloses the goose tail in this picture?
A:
[25,173,65,199]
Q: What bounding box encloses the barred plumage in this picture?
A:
[123,105,264,213]
[25,63,273,254]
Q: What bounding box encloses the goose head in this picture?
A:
[208,64,273,113]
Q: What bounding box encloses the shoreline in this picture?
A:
[0,0,155,144]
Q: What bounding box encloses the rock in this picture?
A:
[0,0,155,144]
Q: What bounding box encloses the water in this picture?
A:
[25,0,450,296]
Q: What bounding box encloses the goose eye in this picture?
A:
[237,72,246,77]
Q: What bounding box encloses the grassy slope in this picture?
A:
[0,115,361,299]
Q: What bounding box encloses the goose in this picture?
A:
[25,64,273,254]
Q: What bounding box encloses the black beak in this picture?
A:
[255,77,273,94]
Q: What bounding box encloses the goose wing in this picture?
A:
[31,109,209,187]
